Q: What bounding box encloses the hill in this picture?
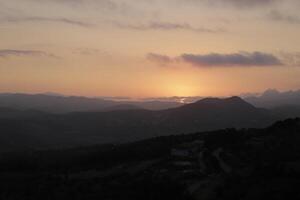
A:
[0,118,299,199]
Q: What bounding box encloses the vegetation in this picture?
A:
[0,118,299,199]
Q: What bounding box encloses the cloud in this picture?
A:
[267,10,300,24]
[279,52,300,66]
[146,53,173,64]
[147,51,283,67]
[216,0,277,7]
[115,21,224,33]
[30,0,117,9]
[180,0,278,8]
[28,0,140,16]
[0,49,59,58]
[73,48,109,56]
[181,52,283,67]
[1,16,94,28]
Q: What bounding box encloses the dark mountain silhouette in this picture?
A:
[159,96,274,132]
[0,118,300,199]
[133,100,182,110]
[0,107,48,119]
[271,105,300,118]
[101,104,143,111]
[0,96,279,150]
[0,93,181,113]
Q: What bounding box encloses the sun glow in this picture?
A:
[165,84,197,97]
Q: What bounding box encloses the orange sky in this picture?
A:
[0,0,300,97]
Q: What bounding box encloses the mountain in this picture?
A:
[0,96,279,150]
[0,93,182,113]
[101,104,142,111]
[0,118,300,200]
[245,89,300,108]
[132,100,182,110]
[271,105,300,118]
[156,96,275,133]
[0,107,49,119]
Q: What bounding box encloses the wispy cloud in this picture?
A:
[146,53,174,64]
[267,10,300,24]
[0,49,59,59]
[28,0,140,17]
[215,0,278,7]
[190,0,278,8]
[29,0,117,9]
[147,51,283,67]
[1,16,94,28]
[73,48,109,56]
[279,52,300,66]
[115,21,225,33]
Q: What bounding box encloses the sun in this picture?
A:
[167,84,197,97]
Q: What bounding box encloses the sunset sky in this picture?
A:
[1,0,300,97]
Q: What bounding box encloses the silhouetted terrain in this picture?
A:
[271,105,300,118]
[0,118,299,199]
[0,93,181,113]
[0,96,279,151]
[0,94,300,199]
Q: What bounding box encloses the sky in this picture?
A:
[0,0,300,98]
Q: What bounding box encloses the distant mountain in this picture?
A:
[245,89,300,108]
[101,104,142,112]
[0,93,182,113]
[157,96,275,132]
[0,96,279,150]
[133,100,182,110]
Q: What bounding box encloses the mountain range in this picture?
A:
[0,96,279,151]
[0,93,181,113]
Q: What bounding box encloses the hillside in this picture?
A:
[0,118,299,199]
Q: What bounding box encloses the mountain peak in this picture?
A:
[224,96,251,105]
[195,96,247,104]
[181,96,255,110]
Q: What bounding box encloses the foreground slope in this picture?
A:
[0,118,299,199]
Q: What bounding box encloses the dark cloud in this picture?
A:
[217,0,277,7]
[0,49,59,58]
[195,0,278,8]
[115,21,224,33]
[1,16,93,28]
[147,52,283,67]
[181,52,283,67]
[267,10,300,24]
